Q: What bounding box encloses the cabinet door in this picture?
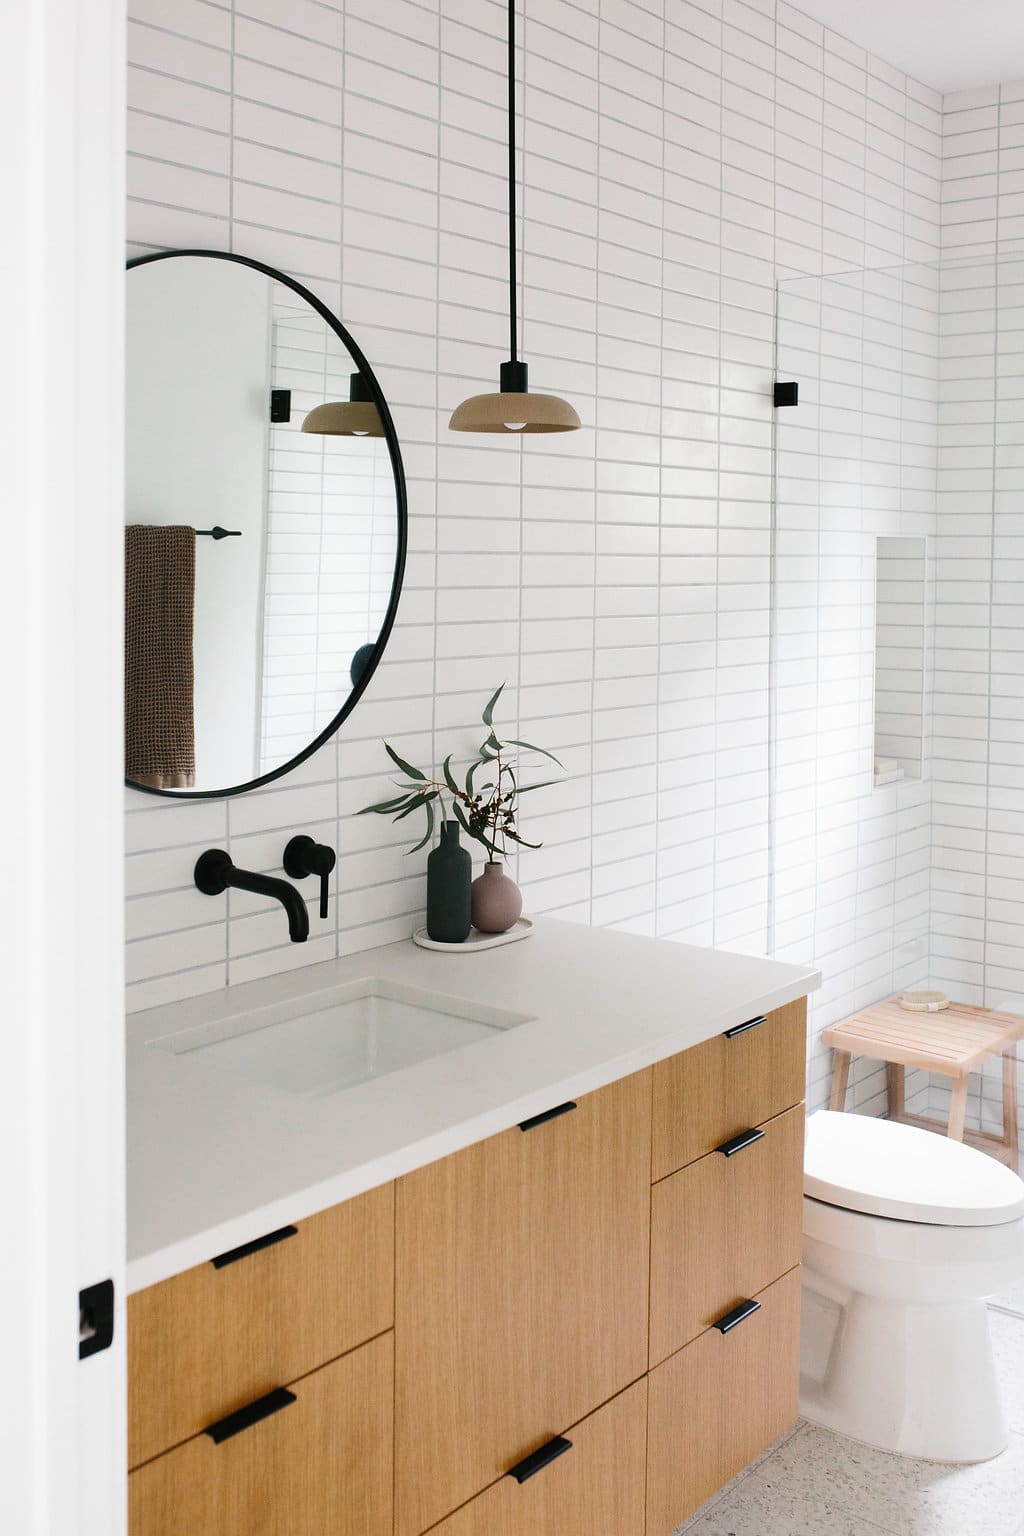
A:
[652,997,806,1179]
[128,1182,393,1468]
[424,1381,647,1536]
[395,1072,652,1536]
[128,1332,392,1536]
[646,1266,801,1536]
[650,1102,804,1365]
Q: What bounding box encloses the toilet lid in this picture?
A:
[804,1111,1024,1226]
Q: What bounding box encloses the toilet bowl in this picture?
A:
[800,1110,1024,1463]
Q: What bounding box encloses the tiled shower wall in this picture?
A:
[124,0,942,1093]
[931,82,1024,1138]
[773,262,938,1117]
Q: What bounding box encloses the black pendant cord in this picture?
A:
[507,0,518,367]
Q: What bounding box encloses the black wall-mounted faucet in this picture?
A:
[194,849,310,943]
[283,835,336,920]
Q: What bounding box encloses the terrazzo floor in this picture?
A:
[674,1283,1024,1536]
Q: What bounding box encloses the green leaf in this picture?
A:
[505,738,564,768]
[466,756,489,796]
[514,778,559,794]
[394,789,437,822]
[506,828,542,849]
[442,753,460,796]
[358,792,416,815]
[406,797,435,854]
[451,798,474,838]
[481,683,505,728]
[384,742,426,781]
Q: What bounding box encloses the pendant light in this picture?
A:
[301,372,384,437]
[448,0,580,434]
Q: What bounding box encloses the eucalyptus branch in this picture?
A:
[358,684,564,859]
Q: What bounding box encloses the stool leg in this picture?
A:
[830,1051,852,1112]
[948,1075,968,1141]
[887,1063,906,1121]
[1003,1048,1019,1162]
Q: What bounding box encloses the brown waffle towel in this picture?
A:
[125,525,197,789]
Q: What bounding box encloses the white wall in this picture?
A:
[123,0,942,1113]
[2,0,126,1529]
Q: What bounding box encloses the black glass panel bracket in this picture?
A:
[79,1278,115,1360]
[773,381,799,407]
[506,1436,573,1484]
[204,1387,297,1444]
[125,248,408,803]
[270,387,291,423]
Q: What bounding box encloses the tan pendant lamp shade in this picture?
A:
[301,372,384,437]
[448,362,581,433]
[448,1,580,436]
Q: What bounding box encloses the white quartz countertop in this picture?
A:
[127,917,820,1293]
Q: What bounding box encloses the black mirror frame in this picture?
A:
[124,248,408,800]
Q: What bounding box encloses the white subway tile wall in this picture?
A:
[933,80,1024,1142]
[773,262,938,1118]
[873,535,927,780]
[124,0,946,1112]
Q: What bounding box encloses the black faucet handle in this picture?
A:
[283,835,336,920]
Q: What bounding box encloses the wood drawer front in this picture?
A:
[395,1071,652,1536]
[128,1181,394,1468]
[646,1266,801,1536]
[423,1380,647,1536]
[650,1102,804,1366]
[652,997,806,1180]
[128,1331,393,1536]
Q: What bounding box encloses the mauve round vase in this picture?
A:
[471,860,523,935]
[426,822,472,943]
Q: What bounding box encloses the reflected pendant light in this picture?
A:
[449,0,580,434]
[301,372,384,437]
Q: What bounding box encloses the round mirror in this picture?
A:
[124,249,407,798]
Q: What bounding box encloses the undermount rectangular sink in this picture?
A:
[153,978,535,1099]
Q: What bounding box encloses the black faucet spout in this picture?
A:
[194,849,310,942]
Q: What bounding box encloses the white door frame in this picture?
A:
[0,1,126,1533]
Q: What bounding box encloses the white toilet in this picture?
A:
[800,1110,1024,1463]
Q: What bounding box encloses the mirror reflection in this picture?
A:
[125,252,402,796]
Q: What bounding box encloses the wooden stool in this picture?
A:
[821,997,1023,1167]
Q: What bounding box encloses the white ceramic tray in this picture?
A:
[412,917,534,952]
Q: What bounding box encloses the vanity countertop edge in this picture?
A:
[127,916,821,1293]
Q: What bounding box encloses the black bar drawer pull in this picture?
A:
[723,1014,767,1039]
[716,1127,766,1158]
[204,1387,296,1444]
[507,1435,573,1484]
[212,1224,298,1269]
[713,1298,761,1334]
[519,1101,577,1132]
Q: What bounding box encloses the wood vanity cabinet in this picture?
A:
[394,1071,653,1536]
[127,1181,394,1470]
[422,1380,648,1536]
[128,1332,393,1536]
[127,996,807,1536]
